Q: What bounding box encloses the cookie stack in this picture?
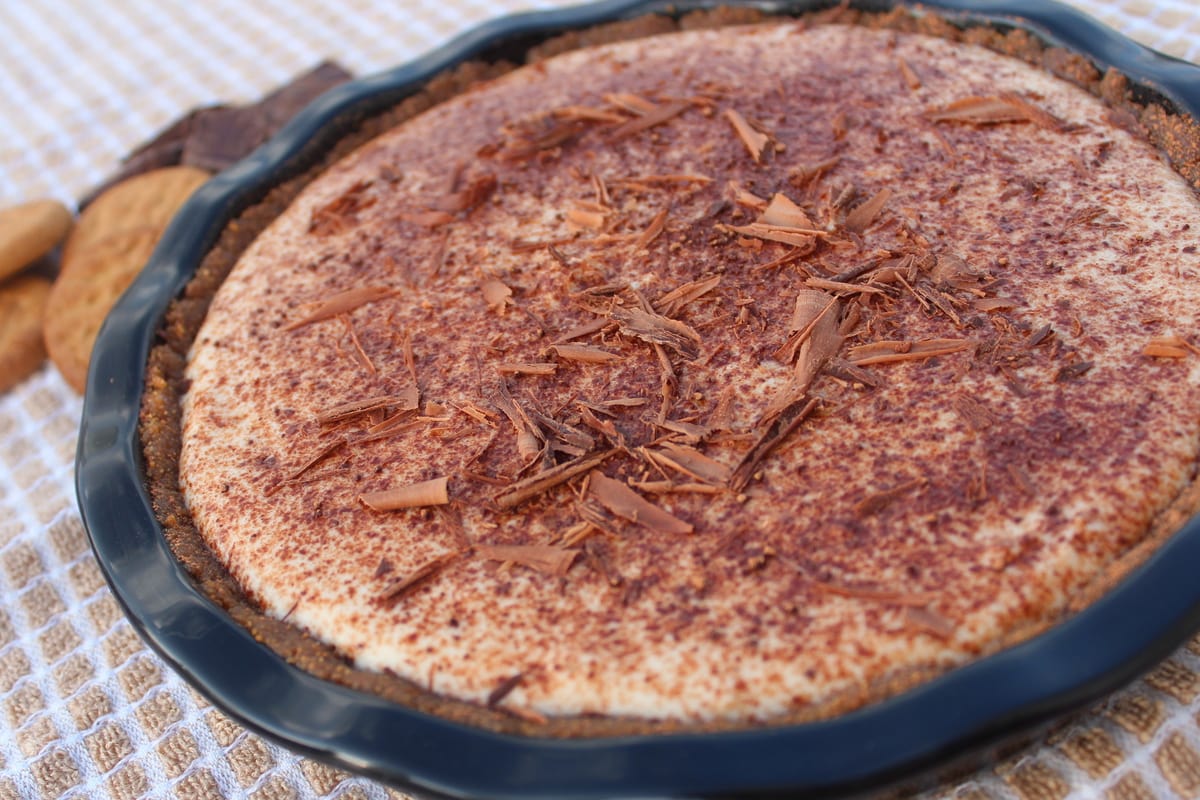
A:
[0,201,69,392]
[0,61,350,395]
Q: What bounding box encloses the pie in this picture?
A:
[140,6,1200,735]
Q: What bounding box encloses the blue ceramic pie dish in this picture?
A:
[77,1,1200,797]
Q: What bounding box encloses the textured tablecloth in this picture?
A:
[1,1,1199,798]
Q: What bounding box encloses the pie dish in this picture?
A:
[78,0,1200,797]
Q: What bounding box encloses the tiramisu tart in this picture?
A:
[141,6,1200,735]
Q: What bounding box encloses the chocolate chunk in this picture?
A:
[123,105,223,169]
[78,105,225,208]
[80,61,354,205]
[181,105,270,172]
[258,60,354,131]
[183,61,352,172]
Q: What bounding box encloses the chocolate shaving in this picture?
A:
[486,673,525,708]
[591,172,612,207]
[572,282,627,298]
[604,92,659,115]
[550,343,624,363]
[997,91,1067,131]
[729,180,768,211]
[576,498,626,540]
[776,291,840,364]
[724,108,770,162]
[914,284,965,327]
[610,306,701,360]
[646,442,731,486]
[359,476,450,511]
[577,405,629,451]
[553,105,627,123]
[610,173,713,190]
[1054,360,1094,381]
[752,247,810,273]
[316,389,419,424]
[497,118,589,160]
[1063,205,1108,230]
[608,99,691,140]
[481,279,513,312]
[973,297,1020,311]
[462,468,508,487]
[501,705,549,725]
[309,179,378,236]
[587,471,694,534]
[376,551,460,608]
[832,111,849,141]
[1028,324,1055,347]
[653,275,721,317]
[928,96,1028,125]
[952,395,998,432]
[1145,335,1197,358]
[854,477,926,516]
[847,338,972,366]
[898,58,921,90]
[906,606,956,639]
[510,237,577,253]
[340,315,376,374]
[566,205,610,231]
[764,291,841,427]
[530,411,595,454]
[496,362,558,376]
[812,580,940,608]
[634,208,669,250]
[657,419,710,443]
[927,93,1061,128]
[401,330,418,385]
[730,397,819,491]
[558,521,595,548]
[652,342,678,425]
[788,156,840,189]
[825,359,879,388]
[433,172,497,214]
[804,277,885,295]
[843,187,893,233]
[828,260,882,284]
[552,318,610,344]
[355,414,422,443]
[631,480,723,495]
[599,397,649,409]
[708,386,736,431]
[399,210,455,228]
[719,222,823,249]
[760,193,816,229]
[476,544,579,576]
[282,285,395,331]
[491,450,616,510]
[490,380,542,462]
[454,402,498,426]
[265,439,347,495]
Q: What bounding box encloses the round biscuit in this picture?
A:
[45,226,164,393]
[0,200,73,282]
[0,274,52,393]
[48,166,209,393]
[61,165,209,270]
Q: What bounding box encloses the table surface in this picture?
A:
[2,1,1200,798]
